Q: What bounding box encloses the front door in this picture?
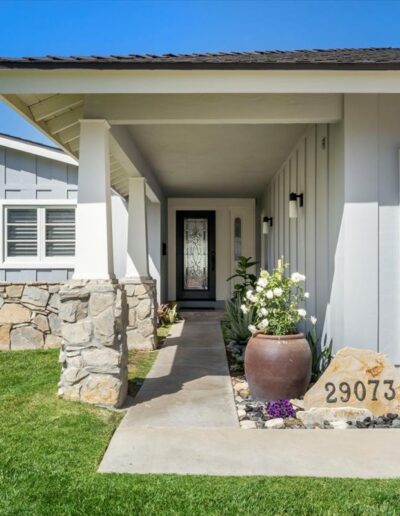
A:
[176,211,216,301]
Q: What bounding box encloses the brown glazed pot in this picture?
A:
[244,332,311,401]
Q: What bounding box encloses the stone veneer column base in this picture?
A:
[122,277,158,351]
[58,280,128,408]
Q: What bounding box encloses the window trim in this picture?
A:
[1,201,76,267]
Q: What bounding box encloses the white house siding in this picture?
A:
[342,94,400,365]
[262,124,337,336]
[262,94,400,364]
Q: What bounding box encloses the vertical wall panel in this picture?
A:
[284,164,290,264]
[273,178,279,266]
[305,126,317,321]
[315,124,329,327]
[289,153,298,273]
[297,139,306,282]
[279,169,285,258]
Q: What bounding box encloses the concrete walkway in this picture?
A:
[99,312,400,478]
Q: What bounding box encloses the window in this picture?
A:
[5,206,75,261]
[234,217,242,261]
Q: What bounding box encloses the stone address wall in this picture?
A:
[0,282,62,351]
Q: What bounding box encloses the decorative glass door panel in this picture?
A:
[176,211,216,301]
[184,218,208,290]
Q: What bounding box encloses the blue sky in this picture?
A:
[1,0,400,145]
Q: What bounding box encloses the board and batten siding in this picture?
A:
[0,145,78,200]
[263,95,400,365]
[262,123,345,349]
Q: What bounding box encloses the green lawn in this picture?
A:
[1,350,400,515]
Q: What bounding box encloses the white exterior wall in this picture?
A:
[263,94,400,365]
[168,198,255,302]
[262,125,335,335]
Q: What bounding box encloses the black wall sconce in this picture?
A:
[262,216,273,235]
[289,192,304,219]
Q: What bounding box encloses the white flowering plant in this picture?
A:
[241,261,316,336]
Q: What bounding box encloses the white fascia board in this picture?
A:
[2,69,400,93]
[0,199,77,205]
[0,135,78,166]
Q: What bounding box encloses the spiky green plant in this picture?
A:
[307,324,333,383]
[224,296,255,344]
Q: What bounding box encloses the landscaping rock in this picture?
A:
[330,421,350,430]
[264,418,285,429]
[240,420,257,429]
[304,347,400,416]
[297,407,373,428]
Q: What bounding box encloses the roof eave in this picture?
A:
[1,62,400,71]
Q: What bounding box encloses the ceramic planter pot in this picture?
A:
[244,332,311,401]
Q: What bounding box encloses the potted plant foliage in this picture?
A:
[242,261,313,400]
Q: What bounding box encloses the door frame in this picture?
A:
[176,210,216,301]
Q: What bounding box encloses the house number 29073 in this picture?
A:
[325,380,396,403]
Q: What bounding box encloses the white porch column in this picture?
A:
[126,177,149,278]
[123,177,157,351]
[73,119,114,280]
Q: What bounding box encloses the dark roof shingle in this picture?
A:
[2,48,400,70]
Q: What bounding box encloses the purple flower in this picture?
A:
[266,400,296,419]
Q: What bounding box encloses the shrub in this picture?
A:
[241,261,315,336]
[227,256,258,300]
[224,296,255,344]
[158,302,179,325]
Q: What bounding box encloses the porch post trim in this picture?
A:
[125,176,150,279]
[73,118,115,280]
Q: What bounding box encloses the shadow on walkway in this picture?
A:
[121,311,238,428]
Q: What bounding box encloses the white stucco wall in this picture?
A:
[168,198,255,302]
[262,94,400,364]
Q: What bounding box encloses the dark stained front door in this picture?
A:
[176,211,216,301]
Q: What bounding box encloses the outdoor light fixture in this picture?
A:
[262,216,273,235]
[289,192,304,219]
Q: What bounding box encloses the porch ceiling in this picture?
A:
[128,124,306,197]
[1,93,131,197]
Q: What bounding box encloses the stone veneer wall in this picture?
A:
[0,282,62,351]
[57,280,128,408]
[124,278,158,351]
